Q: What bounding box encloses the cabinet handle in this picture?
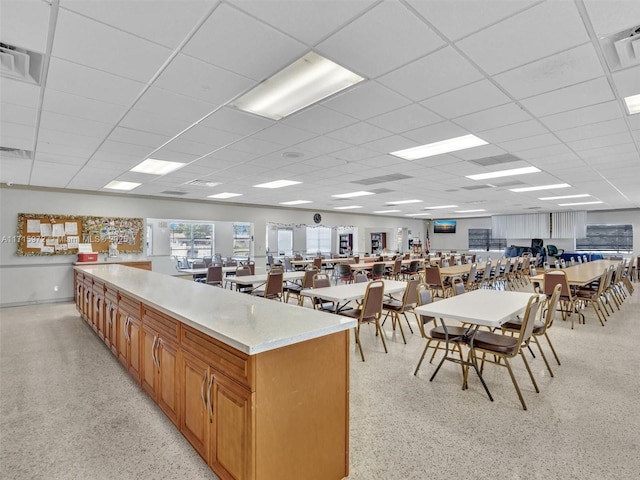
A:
[124,316,132,341]
[200,371,207,408]
[95,296,100,312]
[150,334,158,367]
[153,336,161,368]
[208,373,215,418]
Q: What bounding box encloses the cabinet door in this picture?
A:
[105,302,117,355]
[157,338,179,426]
[117,311,128,368]
[128,316,141,383]
[141,324,158,398]
[210,372,253,480]
[180,350,210,461]
[95,294,105,340]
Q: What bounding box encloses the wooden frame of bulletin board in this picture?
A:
[16,213,143,256]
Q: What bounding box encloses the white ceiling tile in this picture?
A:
[154,54,254,106]
[456,1,589,74]
[233,0,377,46]
[89,151,143,168]
[612,66,640,98]
[0,78,41,109]
[583,0,640,36]
[407,0,538,41]
[1,0,50,53]
[146,148,198,164]
[332,146,379,162]
[577,142,637,159]
[52,8,171,82]
[60,0,214,48]
[539,101,624,131]
[134,87,216,125]
[519,77,615,117]
[322,81,411,120]
[449,144,508,161]
[567,131,635,152]
[119,108,196,137]
[39,110,113,139]
[403,121,471,145]
[252,124,317,146]
[281,106,358,135]
[198,107,274,136]
[378,47,483,101]
[361,135,420,155]
[176,125,242,149]
[37,128,103,150]
[317,1,444,78]
[46,57,145,107]
[326,122,391,145]
[227,137,283,156]
[420,80,511,119]
[183,3,306,81]
[478,119,550,144]
[556,118,630,143]
[1,122,35,143]
[0,158,33,184]
[494,44,605,99]
[292,136,352,155]
[107,127,172,149]
[98,140,154,159]
[33,151,86,166]
[367,104,442,134]
[0,103,37,128]
[498,133,562,153]
[455,103,533,132]
[36,140,96,160]
[41,89,127,124]
[30,161,80,187]
[160,136,221,157]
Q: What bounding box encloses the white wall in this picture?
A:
[0,186,424,306]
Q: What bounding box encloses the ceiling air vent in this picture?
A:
[185,179,221,187]
[0,146,33,159]
[161,190,188,195]
[599,25,640,71]
[0,42,44,85]
[470,153,520,167]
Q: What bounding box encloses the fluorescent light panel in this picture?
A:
[510,183,570,192]
[253,180,301,189]
[130,158,185,175]
[424,205,458,210]
[386,199,422,205]
[231,51,364,120]
[405,213,431,217]
[103,181,140,191]
[331,191,374,198]
[208,192,242,199]
[538,194,590,201]
[558,201,603,206]
[467,166,540,181]
[624,93,640,115]
[280,200,312,205]
[390,134,488,160]
[373,209,402,214]
[455,209,486,213]
[334,205,362,210]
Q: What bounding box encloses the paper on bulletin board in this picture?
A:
[67,236,80,247]
[41,246,55,253]
[52,223,65,237]
[40,224,52,237]
[64,222,78,235]
[27,219,41,233]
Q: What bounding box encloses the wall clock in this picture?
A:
[313,213,322,224]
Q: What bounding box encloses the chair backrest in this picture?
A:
[530,267,538,277]
[246,261,255,275]
[542,283,562,330]
[236,265,251,277]
[452,276,466,296]
[543,261,551,272]
[283,257,293,271]
[313,257,323,269]
[337,263,352,279]
[203,257,212,267]
[481,260,492,281]
[371,262,386,279]
[353,272,369,283]
[583,255,588,263]
[192,260,206,269]
[560,259,566,268]
[226,260,237,267]
[466,263,477,289]
[301,267,318,288]
[554,259,561,269]
[409,260,420,273]
[423,266,443,287]
[206,265,223,285]
[264,270,284,299]
[312,273,331,289]
[360,280,384,321]
[416,283,436,332]
[402,275,421,308]
[517,295,543,346]
[544,271,571,299]
[392,259,402,276]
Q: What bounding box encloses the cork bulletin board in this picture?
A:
[16,213,143,256]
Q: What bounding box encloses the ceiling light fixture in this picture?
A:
[230,51,364,120]
[334,205,362,210]
[331,191,374,198]
[509,183,570,192]
[405,213,431,217]
[253,180,301,189]
[373,209,402,214]
[558,201,604,206]
[390,134,488,160]
[130,158,185,175]
[280,200,312,205]
[466,166,540,181]
[454,209,486,213]
[538,194,590,201]
[386,199,422,205]
[208,192,243,199]
[424,205,458,210]
[103,181,141,191]
[623,93,640,114]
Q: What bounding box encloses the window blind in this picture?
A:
[491,213,549,238]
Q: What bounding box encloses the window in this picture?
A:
[576,224,633,253]
[468,228,506,251]
[277,228,293,256]
[170,222,214,259]
[307,226,332,254]
[233,223,252,258]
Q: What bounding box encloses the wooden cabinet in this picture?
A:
[93,280,105,341]
[74,271,83,312]
[141,306,180,426]
[117,293,141,383]
[104,287,118,355]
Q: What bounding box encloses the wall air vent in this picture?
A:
[0,146,33,159]
[0,42,44,85]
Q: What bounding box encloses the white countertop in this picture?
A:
[75,264,356,355]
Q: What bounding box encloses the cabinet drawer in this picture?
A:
[119,293,141,316]
[181,324,253,390]
[142,305,180,344]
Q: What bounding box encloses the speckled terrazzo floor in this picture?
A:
[1,280,639,479]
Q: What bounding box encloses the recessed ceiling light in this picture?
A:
[454,209,486,213]
[424,205,458,210]
[390,134,488,160]
[280,200,312,205]
[253,180,301,189]
[558,201,604,206]
[466,166,540,181]
[130,158,185,175]
[373,209,402,214]
[538,194,591,201]
[405,213,431,217]
[386,199,422,205]
[510,183,571,192]
[334,205,362,210]
[103,181,141,191]
[624,93,640,115]
[230,51,364,120]
[331,191,374,198]
[208,192,243,199]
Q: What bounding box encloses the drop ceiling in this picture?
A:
[1,0,639,219]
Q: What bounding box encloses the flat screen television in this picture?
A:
[433,220,456,234]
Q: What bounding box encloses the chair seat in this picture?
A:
[339,307,375,321]
[382,299,403,311]
[501,319,544,335]
[471,331,519,354]
[429,325,469,340]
